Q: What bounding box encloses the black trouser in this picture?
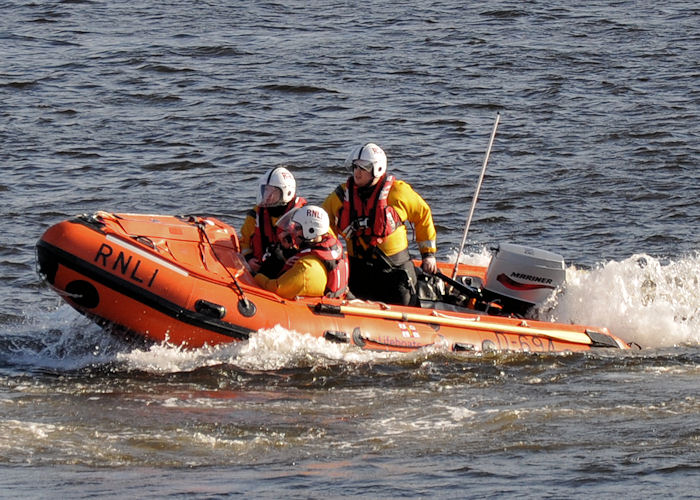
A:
[348,250,418,306]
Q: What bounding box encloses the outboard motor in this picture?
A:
[482,243,566,316]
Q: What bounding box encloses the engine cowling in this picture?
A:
[482,243,565,315]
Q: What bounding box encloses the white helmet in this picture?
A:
[257,166,296,207]
[291,205,330,241]
[344,143,387,178]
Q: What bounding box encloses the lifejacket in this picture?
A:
[283,234,349,298]
[250,196,306,261]
[337,175,403,250]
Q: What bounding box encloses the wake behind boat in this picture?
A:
[35,211,631,353]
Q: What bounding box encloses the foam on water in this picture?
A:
[0,306,130,372]
[541,252,700,348]
[447,246,493,267]
[455,246,700,349]
[118,325,404,374]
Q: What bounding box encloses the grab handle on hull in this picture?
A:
[195,299,226,319]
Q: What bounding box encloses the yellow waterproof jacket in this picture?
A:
[254,254,327,299]
[321,178,437,259]
[239,206,285,259]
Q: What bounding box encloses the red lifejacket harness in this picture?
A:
[251,197,306,261]
[338,175,402,253]
[283,234,349,298]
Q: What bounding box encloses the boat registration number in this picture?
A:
[484,332,556,352]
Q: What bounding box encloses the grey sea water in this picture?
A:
[1,1,698,497]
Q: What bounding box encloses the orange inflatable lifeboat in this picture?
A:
[35,212,630,353]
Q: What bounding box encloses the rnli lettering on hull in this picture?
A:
[94,243,160,287]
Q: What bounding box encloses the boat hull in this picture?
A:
[36,212,630,353]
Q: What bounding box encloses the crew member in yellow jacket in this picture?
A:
[254,206,349,300]
[240,166,306,277]
[322,142,437,306]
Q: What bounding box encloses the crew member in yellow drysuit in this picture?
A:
[254,206,349,300]
[240,166,306,277]
[322,142,437,306]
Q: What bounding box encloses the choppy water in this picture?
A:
[1,1,699,497]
